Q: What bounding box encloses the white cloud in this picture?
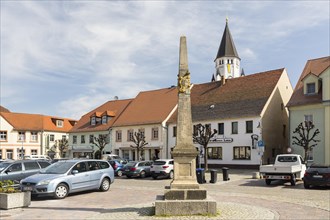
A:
[1,1,329,118]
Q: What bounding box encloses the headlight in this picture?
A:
[37,180,51,186]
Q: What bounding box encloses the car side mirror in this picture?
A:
[72,170,79,175]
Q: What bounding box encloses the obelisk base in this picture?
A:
[155,194,217,216]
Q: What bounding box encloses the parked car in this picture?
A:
[24,155,51,161]
[108,160,124,177]
[123,161,153,178]
[303,164,330,189]
[150,159,174,179]
[20,159,114,199]
[51,158,70,163]
[0,160,51,182]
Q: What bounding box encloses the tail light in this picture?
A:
[130,167,137,171]
[304,172,310,177]
[162,166,169,169]
[113,164,118,169]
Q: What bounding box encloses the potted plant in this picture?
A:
[0,180,31,210]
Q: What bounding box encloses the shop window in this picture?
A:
[233,146,251,160]
[207,147,222,159]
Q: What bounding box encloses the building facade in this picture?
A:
[0,111,76,160]
[68,99,132,159]
[167,68,293,168]
[287,56,330,164]
[111,87,178,161]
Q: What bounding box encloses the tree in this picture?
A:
[92,134,109,159]
[192,123,217,171]
[130,131,148,161]
[292,122,320,162]
[57,138,69,158]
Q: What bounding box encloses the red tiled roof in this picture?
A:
[113,87,178,127]
[168,68,284,123]
[70,99,132,132]
[0,106,10,113]
[0,112,76,132]
[287,56,330,107]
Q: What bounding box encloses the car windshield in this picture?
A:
[153,161,166,165]
[41,161,76,174]
[0,162,11,171]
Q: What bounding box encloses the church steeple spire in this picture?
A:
[213,18,241,81]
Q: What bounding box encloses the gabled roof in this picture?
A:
[287,56,330,107]
[70,99,132,133]
[168,68,284,123]
[215,20,240,60]
[0,112,76,132]
[113,87,178,127]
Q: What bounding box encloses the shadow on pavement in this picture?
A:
[26,206,155,216]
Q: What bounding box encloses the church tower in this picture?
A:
[213,18,241,81]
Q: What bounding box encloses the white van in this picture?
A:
[24,155,51,161]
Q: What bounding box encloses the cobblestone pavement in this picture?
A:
[1,169,329,219]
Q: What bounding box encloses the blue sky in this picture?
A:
[1,1,329,120]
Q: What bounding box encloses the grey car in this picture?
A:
[0,160,51,183]
[123,161,153,178]
[20,159,114,199]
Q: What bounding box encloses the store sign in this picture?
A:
[210,137,233,143]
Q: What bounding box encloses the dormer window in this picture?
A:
[91,117,96,125]
[102,116,107,124]
[56,120,63,127]
[306,83,316,94]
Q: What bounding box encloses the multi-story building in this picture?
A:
[168,68,293,168]
[287,56,330,164]
[0,110,76,160]
[68,99,132,158]
[111,87,178,161]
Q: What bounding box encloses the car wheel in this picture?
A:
[100,178,110,192]
[304,182,310,189]
[140,171,146,178]
[265,179,272,185]
[54,183,68,199]
[169,171,174,179]
[152,175,157,180]
[127,175,132,179]
[117,170,123,177]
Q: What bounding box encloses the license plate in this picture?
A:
[313,175,323,178]
[125,169,129,172]
[22,186,33,191]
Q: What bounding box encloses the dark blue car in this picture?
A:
[108,160,124,177]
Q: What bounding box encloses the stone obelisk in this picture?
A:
[170,36,199,189]
[155,36,216,216]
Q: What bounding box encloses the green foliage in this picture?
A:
[0,180,20,193]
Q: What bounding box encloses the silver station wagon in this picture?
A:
[20,159,114,199]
